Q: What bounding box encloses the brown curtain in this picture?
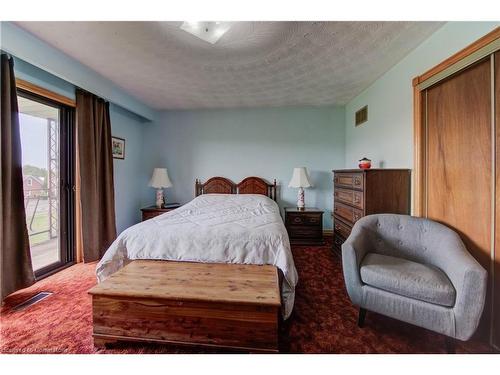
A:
[76,89,116,262]
[1,53,35,301]
[75,134,83,263]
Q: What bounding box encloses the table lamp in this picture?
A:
[149,168,172,208]
[288,167,312,209]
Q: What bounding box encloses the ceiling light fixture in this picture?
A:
[180,21,232,44]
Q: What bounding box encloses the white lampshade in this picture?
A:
[149,168,172,188]
[288,167,312,188]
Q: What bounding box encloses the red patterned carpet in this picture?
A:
[0,239,495,354]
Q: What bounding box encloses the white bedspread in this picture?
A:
[96,194,298,319]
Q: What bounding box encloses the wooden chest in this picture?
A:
[88,260,281,352]
[332,169,411,254]
[285,207,324,245]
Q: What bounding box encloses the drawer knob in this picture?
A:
[293,217,301,223]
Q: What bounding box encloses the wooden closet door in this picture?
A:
[426,58,492,337]
[426,58,492,269]
[494,51,500,349]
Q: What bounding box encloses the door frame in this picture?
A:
[16,87,76,279]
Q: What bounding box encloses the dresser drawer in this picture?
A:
[334,188,364,209]
[334,217,352,239]
[333,202,363,225]
[286,212,322,226]
[333,173,364,191]
[287,225,322,239]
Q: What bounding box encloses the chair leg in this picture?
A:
[358,307,367,328]
[445,337,456,354]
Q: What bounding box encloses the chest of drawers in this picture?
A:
[332,169,411,254]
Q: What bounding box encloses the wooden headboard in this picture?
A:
[195,177,277,201]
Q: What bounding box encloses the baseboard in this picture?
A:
[323,229,333,236]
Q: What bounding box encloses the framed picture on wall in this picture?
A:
[112,136,125,159]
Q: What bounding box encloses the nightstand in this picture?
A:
[284,207,324,245]
[141,203,180,221]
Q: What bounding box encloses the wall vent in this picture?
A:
[355,105,368,126]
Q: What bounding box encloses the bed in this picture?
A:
[95,176,298,319]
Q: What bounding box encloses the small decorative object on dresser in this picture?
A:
[332,169,411,254]
[149,168,173,208]
[141,203,180,221]
[285,207,324,245]
[288,167,312,210]
[358,157,371,169]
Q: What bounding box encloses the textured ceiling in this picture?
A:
[16,21,444,110]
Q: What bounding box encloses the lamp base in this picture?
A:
[155,189,164,208]
[297,187,305,210]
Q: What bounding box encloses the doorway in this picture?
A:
[18,90,75,278]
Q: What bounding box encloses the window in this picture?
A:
[18,89,75,278]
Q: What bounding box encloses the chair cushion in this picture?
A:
[360,253,456,307]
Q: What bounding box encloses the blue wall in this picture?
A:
[142,107,345,229]
[109,105,149,231]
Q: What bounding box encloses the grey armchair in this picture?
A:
[342,214,487,350]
